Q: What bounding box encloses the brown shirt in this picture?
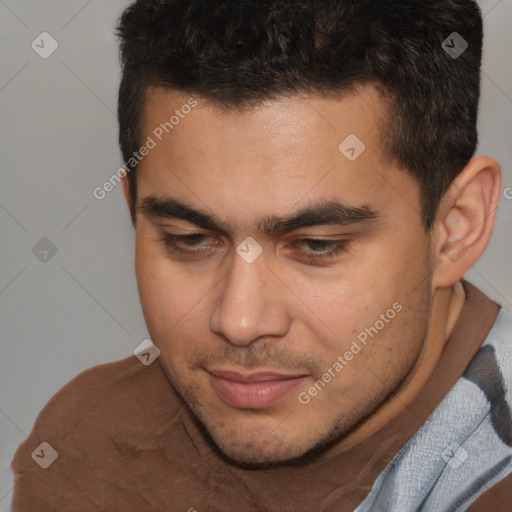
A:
[10,280,511,511]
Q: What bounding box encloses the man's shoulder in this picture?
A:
[14,354,181,446]
[10,356,183,511]
[469,302,512,405]
[22,356,160,435]
[355,295,512,512]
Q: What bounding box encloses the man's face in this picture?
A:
[132,85,434,465]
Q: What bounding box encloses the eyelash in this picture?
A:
[157,232,350,263]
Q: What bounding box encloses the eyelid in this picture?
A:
[159,232,215,245]
[157,232,220,258]
[160,230,348,245]
[158,230,351,264]
[287,238,351,256]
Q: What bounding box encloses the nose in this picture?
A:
[209,249,291,347]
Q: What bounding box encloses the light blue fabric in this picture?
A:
[355,306,512,512]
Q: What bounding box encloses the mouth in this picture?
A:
[207,369,310,409]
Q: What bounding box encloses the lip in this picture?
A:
[208,369,309,409]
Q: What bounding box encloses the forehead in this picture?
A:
[136,84,420,231]
[142,83,388,152]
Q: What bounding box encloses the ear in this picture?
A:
[120,171,136,226]
[121,170,131,207]
[431,155,501,288]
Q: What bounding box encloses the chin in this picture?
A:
[209,422,353,469]
[189,404,348,468]
[186,406,307,465]
[211,436,312,468]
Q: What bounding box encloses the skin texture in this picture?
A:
[121,84,501,466]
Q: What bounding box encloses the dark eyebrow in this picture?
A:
[138,196,379,236]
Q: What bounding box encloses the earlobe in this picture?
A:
[432,156,501,288]
[121,171,131,207]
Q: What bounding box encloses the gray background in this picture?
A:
[0,0,511,509]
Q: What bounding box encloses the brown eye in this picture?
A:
[158,232,219,259]
[163,233,209,248]
[289,238,350,262]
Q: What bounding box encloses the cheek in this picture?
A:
[135,240,186,337]
[296,238,429,356]
[134,239,218,356]
[283,265,398,352]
